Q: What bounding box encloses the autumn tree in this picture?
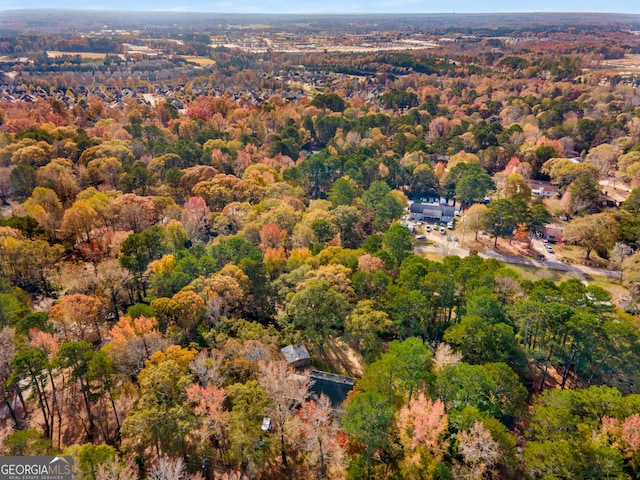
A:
[397,393,448,478]
[297,394,344,479]
[37,158,80,203]
[585,143,620,177]
[463,203,488,242]
[61,200,99,244]
[181,196,211,243]
[96,259,134,320]
[503,173,532,201]
[108,315,168,378]
[258,359,310,469]
[64,442,117,480]
[112,193,156,233]
[172,290,206,341]
[146,457,192,480]
[543,158,599,187]
[259,223,288,252]
[564,212,620,260]
[49,294,105,343]
[21,187,63,239]
[186,380,228,469]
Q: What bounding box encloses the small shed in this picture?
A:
[281,344,312,368]
[261,417,273,432]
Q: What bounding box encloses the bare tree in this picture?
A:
[454,421,500,480]
[147,457,189,480]
[258,359,311,469]
[95,457,139,480]
[433,343,462,372]
[190,349,226,387]
[298,394,344,479]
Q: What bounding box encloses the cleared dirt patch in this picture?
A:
[310,337,363,378]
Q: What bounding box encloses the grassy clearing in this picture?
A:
[182,56,216,66]
[501,263,576,283]
[554,244,609,268]
[420,251,446,262]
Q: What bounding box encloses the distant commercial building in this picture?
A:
[409,197,457,223]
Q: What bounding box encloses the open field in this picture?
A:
[182,56,216,66]
[500,263,576,283]
[46,51,110,59]
[598,54,640,74]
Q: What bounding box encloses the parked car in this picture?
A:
[415,234,427,240]
[447,221,454,230]
[439,227,446,234]
[546,245,554,253]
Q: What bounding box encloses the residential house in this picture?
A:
[543,225,563,243]
[528,180,559,198]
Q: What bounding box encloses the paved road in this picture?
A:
[414,230,620,282]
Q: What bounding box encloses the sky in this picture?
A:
[0,0,639,14]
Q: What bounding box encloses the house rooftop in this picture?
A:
[281,344,312,368]
[309,370,355,407]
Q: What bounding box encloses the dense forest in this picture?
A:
[4,12,640,480]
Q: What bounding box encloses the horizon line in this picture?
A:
[0,8,639,15]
